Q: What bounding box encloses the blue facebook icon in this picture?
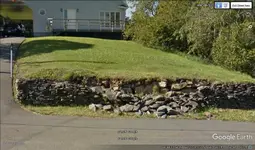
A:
[215,2,222,8]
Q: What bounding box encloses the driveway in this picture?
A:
[1,38,255,150]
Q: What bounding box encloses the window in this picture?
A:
[39,9,46,16]
[110,12,115,26]
[100,12,104,26]
[100,12,121,28]
[105,12,110,27]
[64,9,67,19]
[63,9,68,29]
[116,12,120,27]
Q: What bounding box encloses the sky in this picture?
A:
[126,8,134,18]
[125,1,136,18]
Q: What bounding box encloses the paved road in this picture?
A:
[1,38,255,150]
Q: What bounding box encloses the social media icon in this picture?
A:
[215,2,222,8]
[215,2,230,9]
[223,3,228,8]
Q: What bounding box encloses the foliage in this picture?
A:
[124,0,190,51]
[180,0,254,59]
[0,3,32,20]
[125,0,255,76]
[212,22,255,76]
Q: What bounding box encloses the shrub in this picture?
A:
[212,22,255,76]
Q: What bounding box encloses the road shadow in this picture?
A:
[0,44,13,60]
[0,71,10,74]
[18,39,94,58]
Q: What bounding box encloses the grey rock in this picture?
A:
[135,110,143,116]
[141,106,149,112]
[161,114,167,119]
[172,96,179,101]
[161,88,169,94]
[169,102,179,108]
[54,82,66,88]
[181,106,189,113]
[197,86,214,95]
[89,104,97,112]
[133,105,141,112]
[151,109,157,113]
[113,86,120,91]
[95,104,103,109]
[153,95,165,101]
[165,91,177,97]
[15,79,20,84]
[120,104,134,112]
[169,115,177,119]
[104,89,115,100]
[142,94,153,101]
[134,101,141,106]
[90,86,103,94]
[186,81,193,85]
[185,101,198,111]
[156,101,165,105]
[149,103,161,109]
[179,96,189,102]
[171,83,187,91]
[128,101,134,105]
[227,94,234,99]
[168,109,180,115]
[132,97,140,102]
[190,92,199,98]
[156,111,166,117]
[157,105,171,113]
[145,100,154,106]
[159,81,167,88]
[93,95,100,99]
[114,91,123,99]
[121,94,133,101]
[103,105,112,111]
[146,111,151,115]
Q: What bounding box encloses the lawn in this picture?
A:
[23,106,255,122]
[0,4,32,20]
[16,36,255,83]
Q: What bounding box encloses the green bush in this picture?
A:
[124,1,189,50]
[212,22,255,76]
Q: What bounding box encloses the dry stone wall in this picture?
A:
[15,77,255,118]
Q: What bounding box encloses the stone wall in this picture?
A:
[15,77,255,118]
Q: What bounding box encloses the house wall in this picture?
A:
[24,0,126,36]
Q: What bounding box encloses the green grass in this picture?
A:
[22,106,155,118]
[23,106,255,122]
[0,4,32,20]
[16,36,255,83]
[182,108,255,122]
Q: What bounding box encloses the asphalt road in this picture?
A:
[0,38,255,150]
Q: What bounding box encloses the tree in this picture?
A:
[124,0,190,50]
[10,0,24,12]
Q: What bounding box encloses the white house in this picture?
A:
[24,0,128,36]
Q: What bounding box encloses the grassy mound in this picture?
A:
[15,36,255,83]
